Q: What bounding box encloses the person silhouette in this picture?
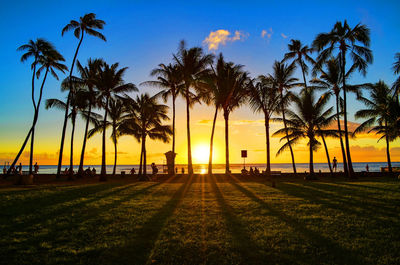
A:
[332,157,338,172]
[34,162,39,174]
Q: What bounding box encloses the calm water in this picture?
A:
[5,162,398,174]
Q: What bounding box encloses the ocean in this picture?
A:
[5,162,398,174]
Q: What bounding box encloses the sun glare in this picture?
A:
[193,144,210,164]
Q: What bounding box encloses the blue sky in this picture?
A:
[1,0,400,164]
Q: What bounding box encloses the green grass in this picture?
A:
[1,175,400,265]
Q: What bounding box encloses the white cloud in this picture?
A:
[203,29,249,51]
[261,28,273,39]
[281,33,288,39]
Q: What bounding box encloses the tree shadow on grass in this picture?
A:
[337,181,400,194]
[208,175,288,264]
[98,175,195,265]
[229,179,366,265]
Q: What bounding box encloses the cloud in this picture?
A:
[203,29,249,51]
[281,33,288,39]
[261,28,273,39]
[197,119,265,127]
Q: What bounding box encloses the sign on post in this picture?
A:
[241,150,247,158]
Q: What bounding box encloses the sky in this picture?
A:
[1,0,400,166]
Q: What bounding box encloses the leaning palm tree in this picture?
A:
[249,75,281,175]
[268,60,299,173]
[141,63,183,172]
[273,89,335,175]
[283,39,314,91]
[354,81,398,172]
[216,55,250,174]
[95,62,137,180]
[312,20,373,177]
[8,42,67,176]
[74,58,104,175]
[173,40,214,175]
[57,13,106,178]
[119,93,172,177]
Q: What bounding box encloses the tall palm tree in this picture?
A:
[141,63,183,172]
[95,62,137,180]
[88,98,125,176]
[354,81,398,172]
[216,55,250,174]
[283,39,314,91]
[173,40,214,175]
[269,61,299,173]
[249,75,281,175]
[312,20,373,177]
[57,13,106,178]
[273,89,335,175]
[119,94,172,177]
[8,42,67,176]
[74,58,104,175]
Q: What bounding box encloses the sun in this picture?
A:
[193,144,210,164]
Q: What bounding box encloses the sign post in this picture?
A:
[241,150,247,170]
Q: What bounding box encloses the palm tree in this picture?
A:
[215,55,250,174]
[312,20,373,177]
[119,94,172,177]
[273,89,335,175]
[8,41,67,176]
[74,58,104,176]
[46,88,85,179]
[354,81,398,172]
[88,98,125,176]
[268,61,299,173]
[392,52,400,97]
[141,63,183,173]
[57,13,106,178]
[283,39,314,91]
[173,40,214,175]
[249,75,281,175]
[95,62,137,180]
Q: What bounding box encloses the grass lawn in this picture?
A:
[1,175,399,265]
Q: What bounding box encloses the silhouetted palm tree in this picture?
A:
[119,94,172,177]
[57,13,106,178]
[141,63,183,172]
[249,75,281,175]
[313,20,373,177]
[95,62,137,180]
[392,52,400,97]
[273,89,335,175]
[88,98,125,176]
[215,55,250,174]
[9,41,67,176]
[355,81,397,172]
[173,40,214,175]
[283,39,314,91]
[269,61,299,173]
[74,58,104,175]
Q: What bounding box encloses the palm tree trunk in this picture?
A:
[78,103,92,176]
[29,63,37,174]
[172,94,176,172]
[57,31,84,178]
[309,137,314,174]
[186,89,193,175]
[280,91,296,173]
[319,128,332,174]
[336,94,348,176]
[139,137,143,176]
[113,126,117,176]
[100,96,109,181]
[265,114,271,175]
[208,107,218,175]
[341,52,354,177]
[6,129,32,176]
[143,136,147,176]
[385,121,392,172]
[69,114,76,180]
[224,111,230,174]
[300,60,308,91]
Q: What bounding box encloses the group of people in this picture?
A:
[241,167,260,175]
[2,162,39,175]
[63,167,96,176]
